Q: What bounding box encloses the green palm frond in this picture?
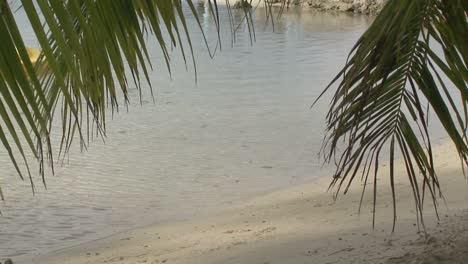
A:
[316,0,467,230]
[0,0,267,198]
[0,0,215,196]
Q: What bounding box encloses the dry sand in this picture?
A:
[36,141,467,264]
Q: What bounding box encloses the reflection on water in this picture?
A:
[0,4,372,262]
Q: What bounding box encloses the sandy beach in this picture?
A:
[35,141,467,264]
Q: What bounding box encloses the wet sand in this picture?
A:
[36,141,468,264]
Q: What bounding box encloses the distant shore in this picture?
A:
[36,141,467,264]
[201,0,387,14]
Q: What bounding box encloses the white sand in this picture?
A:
[36,141,468,264]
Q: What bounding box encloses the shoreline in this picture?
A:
[200,0,387,15]
[35,141,467,264]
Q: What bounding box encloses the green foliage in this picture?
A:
[0,0,280,197]
[315,0,467,230]
[233,0,252,9]
[0,0,212,194]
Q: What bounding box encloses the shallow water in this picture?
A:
[0,4,374,262]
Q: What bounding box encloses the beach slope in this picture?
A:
[37,142,467,264]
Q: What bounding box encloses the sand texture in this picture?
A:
[36,141,468,264]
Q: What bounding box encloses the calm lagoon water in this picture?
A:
[0,4,373,262]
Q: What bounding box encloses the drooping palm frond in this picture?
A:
[0,0,217,196]
[0,0,276,198]
[315,0,467,230]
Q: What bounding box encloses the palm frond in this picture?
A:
[315,0,467,230]
[0,0,215,197]
[0,0,280,199]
